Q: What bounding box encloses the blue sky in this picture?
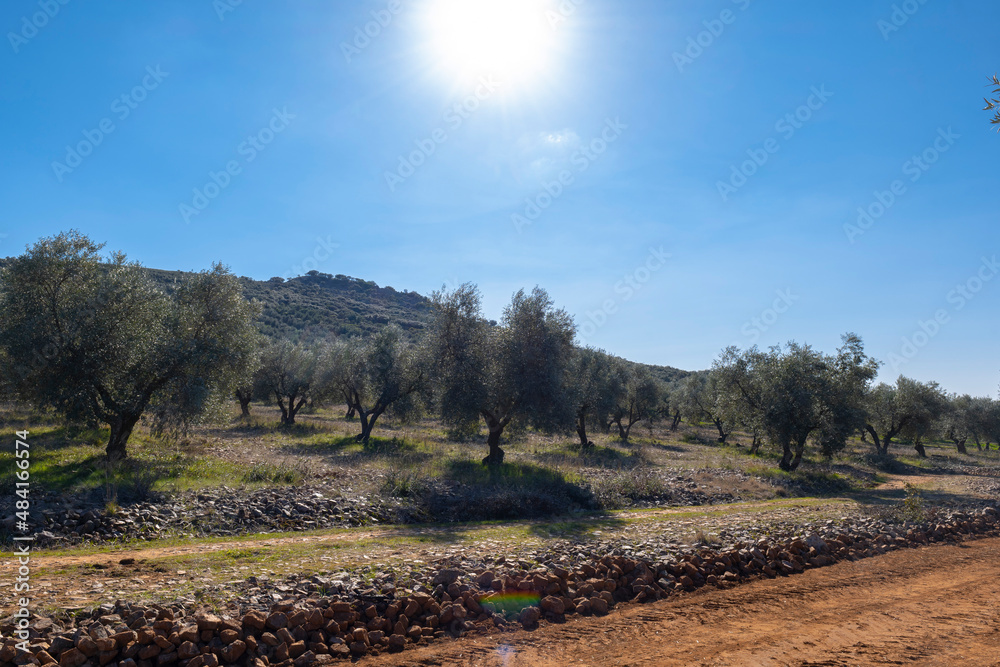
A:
[2,0,998,395]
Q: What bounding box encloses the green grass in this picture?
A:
[0,423,311,498]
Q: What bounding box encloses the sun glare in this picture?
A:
[425,0,555,86]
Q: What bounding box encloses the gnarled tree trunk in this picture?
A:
[106,413,141,463]
[481,411,511,466]
[778,439,794,471]
[670,410,682,431]
[714,418,728,444]
[277,393,307,425]
[235,389,252,418]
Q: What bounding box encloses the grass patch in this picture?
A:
[590,468,670,509]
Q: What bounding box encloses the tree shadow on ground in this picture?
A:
[526,515,627,540]
[403,460,601,523]
[282,435,434,465]
[535,444,648,469]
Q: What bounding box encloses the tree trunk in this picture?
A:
[483,426,505,466]
[778,440,794,471]
[956,439,968,455]
[788,439,806,471]
[614,417,628,442]
[279,395,306,425]
[576,409,592,448]
[914,441,927,458]
[714,419,728,444]
[345,404,356,420]
[865,425,884,455]
[355,406,385,445]
[670,410,681,431]
[106,414,140,462]
[749,435,761,455]
[235,389,252,418]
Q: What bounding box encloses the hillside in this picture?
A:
[145,268,433,343]
[3,256,689,378]
[185,268,691,380]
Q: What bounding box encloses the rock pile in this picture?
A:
[12,487,398,547]
[3,506,997,666]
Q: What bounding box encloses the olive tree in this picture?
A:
[429,284,575,466]
[608,363,661,443]
[675,371,731,444]
[985,74,1000,130]
[257,340,323,425]
[0,231,260,461]
[323,325,426,444]
[569,348,625,448]
[969,397,1000,450]
[714,334,877,471]
[943,394,975,454]
[712,349,768,454]
[864,376,948,457]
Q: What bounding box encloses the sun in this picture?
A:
[424,0,555,86]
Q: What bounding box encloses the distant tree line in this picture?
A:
[2,231,999,470]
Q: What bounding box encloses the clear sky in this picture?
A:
[2,0,998,395]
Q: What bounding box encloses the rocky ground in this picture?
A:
[4,469,762,548]
[3,497,999,666]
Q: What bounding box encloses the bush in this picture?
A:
[386,461,598,523]
[104,459,162,503]
[590,468,669,509]
[241,460,307,484]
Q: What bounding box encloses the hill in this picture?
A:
[3,256,689,378]
[145,268,433,342]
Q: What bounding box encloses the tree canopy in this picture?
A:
[0,231,260,461]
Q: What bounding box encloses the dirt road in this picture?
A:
[370,537,1000,667]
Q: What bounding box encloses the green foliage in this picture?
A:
[323,324,427,443]
[0,231,260,460]
[428,284,576,464]
[607,361,661,442]
[256,340,323,425]
[985,74,1000,130]
[240,460,307,484]
[145,269,433,344]
[590,467,668,509]
[713,333,878,470]
[865,376,949,455]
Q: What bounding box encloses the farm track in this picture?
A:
[367,537,1000,666]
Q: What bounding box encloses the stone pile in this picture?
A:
[7,487,398,547]
[3,506,997,666]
